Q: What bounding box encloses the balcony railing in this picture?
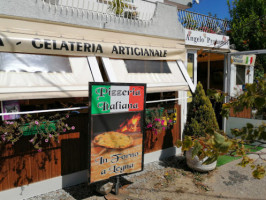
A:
[178,9,229,34]
[40,0,156,26]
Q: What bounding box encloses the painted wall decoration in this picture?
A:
[185,29,230,49]
[88,83,146,183]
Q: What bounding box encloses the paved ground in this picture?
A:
[26,149,266,200]
[202,148,266,200]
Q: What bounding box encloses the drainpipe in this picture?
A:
[222,54,228,133]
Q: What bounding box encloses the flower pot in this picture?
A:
[186,148,217,172]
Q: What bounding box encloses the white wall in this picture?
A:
[226,117,266,147]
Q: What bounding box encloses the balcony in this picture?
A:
[178,9,229,35]
[40,0,156,25]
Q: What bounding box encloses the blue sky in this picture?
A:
[187,0,234,20]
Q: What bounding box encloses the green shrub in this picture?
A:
[184,82,219,137]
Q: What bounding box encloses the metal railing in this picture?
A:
[178,9,229,34]
[40,0,156,25]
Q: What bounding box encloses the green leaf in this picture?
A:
[246,123,254,129]
[203,155,218,165]
[192,141,202,158]
[182,136,193,151]
[252,165,265,179]
[175,140,183,148]
[214,132,225,145]
[218,141,232,153]
[254,97,265,109]
[238,156,253,167]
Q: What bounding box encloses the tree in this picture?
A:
[227,0,266,79]
[184,82,219,138]
[227,0,266,51]
[208,78,266,179]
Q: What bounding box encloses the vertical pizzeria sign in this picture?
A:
[89,82,146,183]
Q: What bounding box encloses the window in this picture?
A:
[0,52,71,73]
[236,65,246,85]
[210,61,224,90]
[187,53,194,82]
[125,60,171,73]
[0,53,98,100]
[230,63,254,98]
[102,58,191,93]
[186,51,198,103]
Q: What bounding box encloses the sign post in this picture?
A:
[88,82,146,186]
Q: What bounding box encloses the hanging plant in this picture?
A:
[0,112,75,152]
[145,108,173,135]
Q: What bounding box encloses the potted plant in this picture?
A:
[176,80,266,178]
[176,129,232,172]
[177,82,221,171]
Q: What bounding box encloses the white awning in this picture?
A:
[101,58,194,93]
[0,53,99,100]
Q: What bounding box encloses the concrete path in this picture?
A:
[26,149,266,200]
[204,148,266,200]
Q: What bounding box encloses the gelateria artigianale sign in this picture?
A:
[0,32,185,60]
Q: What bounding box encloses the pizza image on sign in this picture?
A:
[93,131,134,149]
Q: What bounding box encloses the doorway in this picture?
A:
[197,52,225,129]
